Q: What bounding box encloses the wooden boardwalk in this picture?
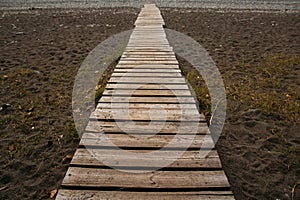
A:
[56,4,234,200]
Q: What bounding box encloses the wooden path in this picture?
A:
[56,4,234,200]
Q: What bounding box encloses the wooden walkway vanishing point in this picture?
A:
[56,4,234,200]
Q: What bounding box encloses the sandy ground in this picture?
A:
[0,7,299,200]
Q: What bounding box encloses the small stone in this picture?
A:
[15,32,25,35]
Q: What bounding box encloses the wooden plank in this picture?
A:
[135,23,165,26]
[123,49,174,55]
[72,147,219,159]
[129,38,167,40]
[135,25,164,28]
[113,68,180,73]
[126,44,169,46]
[96,102,197,110]
[62,168,231,188]
[119,60,178,65]
[103,89,192,96]
[128,35,166,37]
[57,190,234,200]
[135,21,165,24]
[94,108,199,115]
[85,121,209,135]
[126,44,170,47]
[135,21,165,23]
[131,33,165,35]
[111,72,182,77]
[108,77,185,84]
[93,105,199,113]
[99,96,196,104]
[135,17,164,20]
[120,58,177,61]
[125,48,173,51]
[128,38,168,41]
[121,55,175,58]
[80,133,215,149]
[106,83,189,90]
[128,37,167,39]
[122,51,175,55]
[71,148,221,169]
[132,30,165,32]
[89,112,202,122]
[116,64,179,69]
[126,37,167,40]
[134,25,165,28]
[126,43,169,46]
[89,109,203,122]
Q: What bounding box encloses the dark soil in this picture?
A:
[0,7,299,200]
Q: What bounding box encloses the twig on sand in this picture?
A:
[292,181,300,200]
[0,186,8,191]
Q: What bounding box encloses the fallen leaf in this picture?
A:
[50,189,57,198]
[8,145,15,151]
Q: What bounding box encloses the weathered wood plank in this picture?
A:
[56,190,234,200]
[62,168,231,188]
[126,44,169,47]
[71,148,221,169]
[85,120,209,135]
[96,102,197,110]
[103,89,192,96]
[108,77,185,84]
[111,72,182,77]
[121,55,176,59]
[80,132,214,149]
[116,64,179,69]
[131,32,165,35]
[114,68,180,73]
[92,106,199,115]
[74,148,219,159]
[120,57,177,61]
[99,96,196,104]
[119,60,178,65]
[135,22,165,26]
[134,25,165,28]
[128,38,168,41]
[122,51,175,55]
[106,83,189,90]
[125,48,174,51]
[89,109,204,122]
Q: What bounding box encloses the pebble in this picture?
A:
[15,32,25,35]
